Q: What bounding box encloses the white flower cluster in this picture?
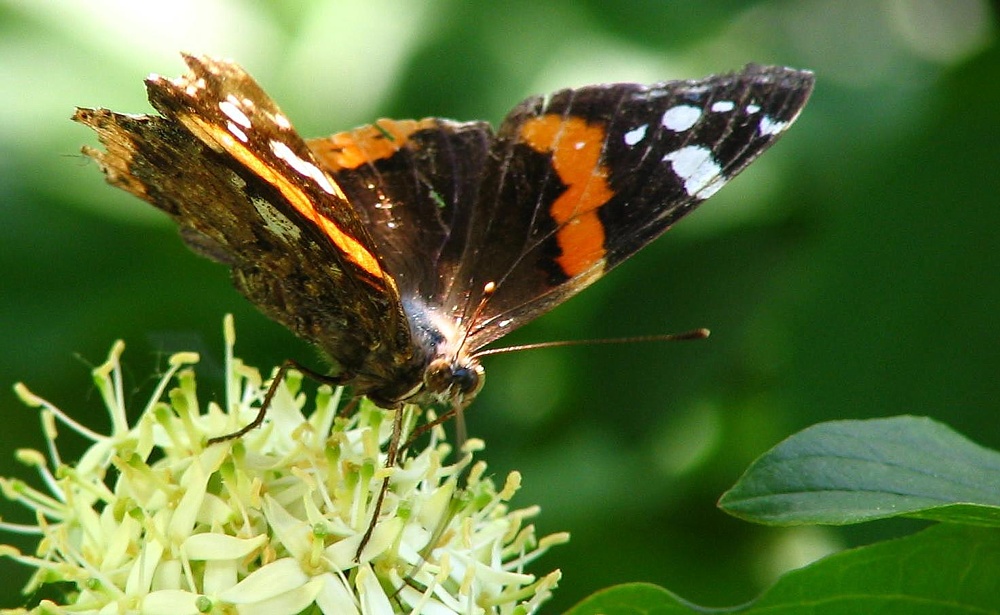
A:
[0,317,565,614]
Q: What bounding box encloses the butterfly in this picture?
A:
[76,54,813,431]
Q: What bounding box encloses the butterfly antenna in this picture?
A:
[472,328,710,359]
[456,281,497,354]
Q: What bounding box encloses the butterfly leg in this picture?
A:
[207,358,349,445]
[401,400,469,454]
[337,395,362,418]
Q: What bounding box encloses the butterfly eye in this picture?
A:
[453,363,485,396]
[424,359,454,394]
[424,359,485,397]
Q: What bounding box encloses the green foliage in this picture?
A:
[720,416,1000,526]
[570,418,1000,613]
[569,526,1000,614]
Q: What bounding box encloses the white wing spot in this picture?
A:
[759,116,788,136]
[226,121,248,143]
[663,145,725,199]
[746,103,761,114]
[624,124,648,146]
[661,105,702,132]
[270,140,337,195]
[711,100,735,113]
[274,113,291,130]
[219,99,251,128]
[177,77,206,96]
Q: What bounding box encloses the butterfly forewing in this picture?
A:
[459,64,814,349]
[146,55,391,288]
[76,55,422,395]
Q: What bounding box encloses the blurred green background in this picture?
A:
[1,0,998,611]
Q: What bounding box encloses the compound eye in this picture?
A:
[453,363,485,396]
[424,358,454,394]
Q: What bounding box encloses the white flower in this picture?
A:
[1,316,566,614]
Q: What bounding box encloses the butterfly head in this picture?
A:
[387,294,487,408]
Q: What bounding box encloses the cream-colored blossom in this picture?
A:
[1,316,566,614]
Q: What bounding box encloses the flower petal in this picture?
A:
[182,532,267,560]
[314,572,361,615]
[356,563,393,615]
[234,577,325,615]
[141,589,203,615]
[218,557,309,603]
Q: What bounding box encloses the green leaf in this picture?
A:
[719,416,1000,526]
[565,524,1000,614]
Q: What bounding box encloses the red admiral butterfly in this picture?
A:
[75,55,813,430]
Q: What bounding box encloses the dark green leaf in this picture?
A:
[719,416,1000,526]
[566,524,1000,614]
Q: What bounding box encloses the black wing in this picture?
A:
[306,118,495,308]
[453,64,815,350]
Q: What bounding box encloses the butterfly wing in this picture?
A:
[456,64,814,350]
[76,55,421,392]
[306,119,495,307]
[77,58,812,403]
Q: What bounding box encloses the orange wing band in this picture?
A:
[520,115,611,278]
[185,115,385,280]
